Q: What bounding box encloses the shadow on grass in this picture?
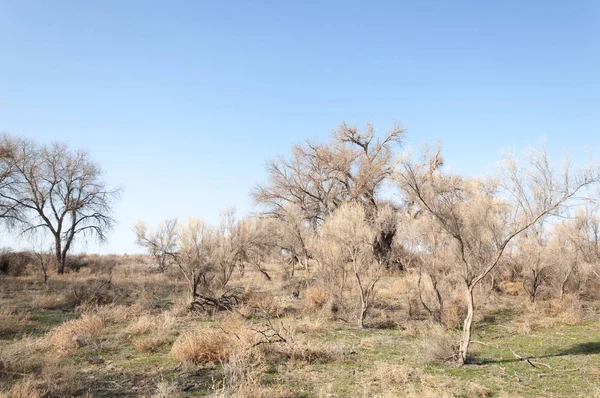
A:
[472,341,600,365]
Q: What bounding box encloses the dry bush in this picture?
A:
[132,335,166,352]
[304,286,329,312]
[125,314,158,335]
[441,298,467,330]
[237,293,285,319]
[0,250,34,277]
[548,294,583,325]
[218,345,266,392]
[419,324,458,363]
[497,280,524,296]
[0,378,45,398]
[65,278,119,307]
[170,296,193,317]
[50,314,104,354]
[171,329,243,365]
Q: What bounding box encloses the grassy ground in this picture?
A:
[0,265,599,397]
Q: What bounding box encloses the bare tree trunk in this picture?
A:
[417,267,434,317]
[560,265,574,299]
[359,300,367,328]
[54,236,65,274]
[458,285,474,365]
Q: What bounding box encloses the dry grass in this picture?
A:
[548,294,583,325]
[31,293,67,310]
[441,299,465,330]
[171,328,243,365]
[419,324,458,363]
[498,280,525,296]
[304,286,329,312]
[152,380,178,398]
[49,313,104,354]
[126,312,176,352]
[0,307,35,335]
[0,378,45,398]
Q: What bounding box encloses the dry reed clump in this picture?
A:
[50,314,104,354]
[419,324,458,363]
[0,378,46,398]
[304,286,329,312]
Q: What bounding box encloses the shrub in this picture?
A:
[441,298,466,330]
[171,329,241,365]
[0,249,33,277]
[548,294,583,325]
[304,286,329,312]
[420,325,458,363]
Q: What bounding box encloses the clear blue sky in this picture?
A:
[1,1,599,254]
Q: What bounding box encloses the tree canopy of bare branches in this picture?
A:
[396,145,600,365]
[0,135,121,274]
[253,123,405,267]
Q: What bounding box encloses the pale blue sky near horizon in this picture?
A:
[1,1,599,254]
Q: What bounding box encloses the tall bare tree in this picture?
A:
[0,136,121,274]
[253,123,405,267]
[396,145,599,365]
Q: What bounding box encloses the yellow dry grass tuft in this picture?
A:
[304,286,329,312]
[0,378,45,398]
[126,312,176,352]
[171,328,240,365]
[50,314,104,354]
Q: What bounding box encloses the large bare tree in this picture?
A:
[253,123,405,267]
[0,136,121,274]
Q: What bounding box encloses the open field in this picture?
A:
[1,258,599,398]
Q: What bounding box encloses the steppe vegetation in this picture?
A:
[1,124,600,397]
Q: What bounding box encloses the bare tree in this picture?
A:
[253,123,405,267]
[317,202,381,327]
[134,218,178,272]
[30,233,53,283]
[173,218,219,309]
[169,211,273,312]
[396,145,599,365]
[0,136,121,274]
[0,136,24,225]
